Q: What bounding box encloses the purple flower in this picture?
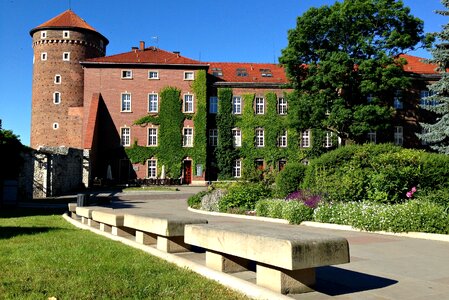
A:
[406,191,413,198]
[411,187,417,193]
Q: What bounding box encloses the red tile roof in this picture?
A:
[84,47,207,66]
[207,62,288,84]
[399,54,438,74]
[30,10,108,43]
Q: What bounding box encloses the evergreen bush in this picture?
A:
[275,163,307,197]
[218,183,271,212]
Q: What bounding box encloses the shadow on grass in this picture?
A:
[314,266,398,296]
[0,226,62,239]
[0,208,66,219]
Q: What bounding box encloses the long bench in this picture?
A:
[185,223,350,294]
[124,213,208,253]
[91,210,134,236]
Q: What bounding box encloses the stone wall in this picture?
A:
[18,146,89,199]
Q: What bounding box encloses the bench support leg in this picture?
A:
[136,231,157,245]
[81,216,88,224]
[112,226,135,237]
[88,219,100,228]
[99,223,112,233]
[206,251,249,273]
[256,264,315,294]
[157,236,190,253]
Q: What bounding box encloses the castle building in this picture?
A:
[29,10,440,188]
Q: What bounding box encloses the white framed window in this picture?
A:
[53,92,61,104]
[232,96,242,114]
[183,128,193,147]
[278,130,287,148]
[121,127,131,146]
[255,97,264,114]
[255,128,264,147]
[393,90,403,109]
[184,94,194,113]
[278,98,287,115]
[232,128,242,147]
[236,68,248,77]
[394,126,403,146]
[209,129,218,146]
[54,74,61,84]
[41,31,47,39]
[184,71,194,80]
[301,130,311,148]
[148,127,158,146]
[148,70,159,79]
[63,52,70,61]
[233,159,242,178]
[63,31,70,38]
[420,90,437,107]
[41,52,47,61]
[148,93,158,113]
[368,131,377,144]
[52,122,59,130]
[367,94,374,103]
[147,159,157,178]
[121,70,133,79]
[209,97,218,114]
[121,93,131,112]
[325,131,333,148]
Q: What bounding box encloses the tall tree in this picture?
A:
[417,0,449,154]
[280,0,431,144]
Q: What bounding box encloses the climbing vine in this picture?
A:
[190,70,208,173]
[216,88,236,179]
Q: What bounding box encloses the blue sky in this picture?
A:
[0,0,446,146]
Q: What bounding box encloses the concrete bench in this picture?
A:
[68,203,78,219]
[185,223,350,294]
[75,207,111,228]
[91,210,134,237]
[124,213,208,253]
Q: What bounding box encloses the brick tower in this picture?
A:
[29,10,108,149]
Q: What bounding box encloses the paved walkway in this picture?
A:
[85,188,449,299]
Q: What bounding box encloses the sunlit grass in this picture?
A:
[0,210,248,300]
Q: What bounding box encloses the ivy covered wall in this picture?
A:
[125,70,208,179]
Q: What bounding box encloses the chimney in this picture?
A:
[131,46,138,52]
[140,41,145,51]
[173,51,180,57]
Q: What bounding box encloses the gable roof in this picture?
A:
[30,10,108,44]
[207,62,288,84]
[399,54,438,74]
[83,47,207,66]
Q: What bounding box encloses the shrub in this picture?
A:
[218,183,272,212]
[187,191,207,209]
[286,190,321,208]
[282,201,314,224]
[313,200,449,234]
[275,163,307,197]
[255,199,271,217]
[415,187,449,209]
[266,200,284,219]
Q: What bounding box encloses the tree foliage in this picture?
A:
[280,0,431,144]
[417,0,449,154]
[0,129,26,180]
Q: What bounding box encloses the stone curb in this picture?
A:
[188,207,449,243]
[62,213,291,300]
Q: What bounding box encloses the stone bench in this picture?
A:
[91,210,134,237]
[185,223,350,294]
[68,203,78,219]
[75,207,111,228]
[124,213,208,253]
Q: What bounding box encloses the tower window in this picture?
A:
[53,92,61,104]
[41,52,47,61]
[52,123,59,130]
[54,75,61,84]
[63,52,70,61]
[63,31,70,38]
[41,31,47,39]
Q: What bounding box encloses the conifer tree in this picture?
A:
[418,0,449,154]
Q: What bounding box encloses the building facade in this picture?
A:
[29,10,440,187]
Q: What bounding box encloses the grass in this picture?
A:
[0,209,248,300]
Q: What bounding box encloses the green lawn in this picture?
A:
[0,209,248,300]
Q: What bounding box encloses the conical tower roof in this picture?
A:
[30,10,108,45]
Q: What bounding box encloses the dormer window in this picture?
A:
[41,31,47,39]
[211,68,223,77]
[121,70,133,79]
[260,69,272,77]
[236,68,248,77]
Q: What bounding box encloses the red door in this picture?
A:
[184,161,192,184]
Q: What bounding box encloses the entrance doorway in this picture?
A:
[183,160,192,184]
